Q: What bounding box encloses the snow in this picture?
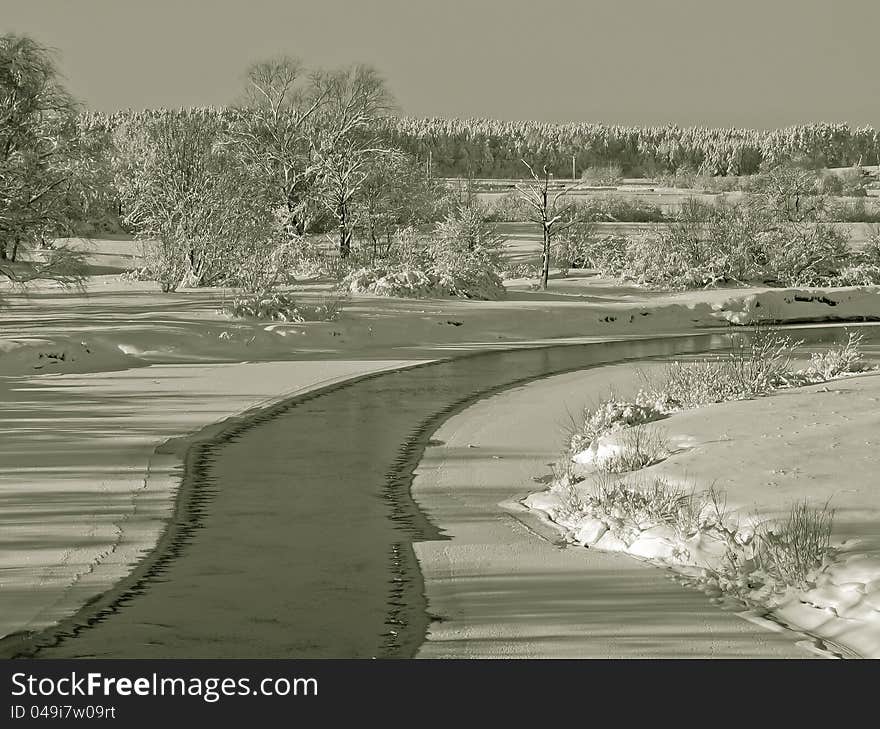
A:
[524,366,880,658]
[572,436,625,467]
[712,287,880,325]
[2,266,880,651]
[571,516,608,546]
[413,363,813,657]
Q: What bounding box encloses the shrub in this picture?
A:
[343,266,436,298]
[428,206,505,300]
[630,198,772,288]
[607,166,880,290]
[819,167,868,198]
[659,358,748,407]
[829,198,880,223]
[483,192,530,222]
[485,193,665,224]
[759,223,852,286]
[549,474,587,520]
[831,263,880,286]
[581,195,666,223]
[389,226,432,269]
[623,200,734,288]
[594,425,670,474]
[501,261,541,280]
[569,394,669,453]
[581,164,624,187]
[657,164,699,189]
[223,291,347,322]
[591,476,699,534]
[223,292,302,321]
[580,234,632,277]
[298,292,348,322]
[861,224,880,262]
[752,501,835,590]
[726,327,800,394]
[119,266,156,283]
[818,172,845,196]
[654,327,799,406]
[553,219,596,271]
[431,245,505,299]
[804,331,865,380]
[341,207,507,301]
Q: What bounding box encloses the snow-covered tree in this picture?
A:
[515,161,583,289]
[0,34,88,290]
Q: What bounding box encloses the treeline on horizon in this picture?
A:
[79,109,880,179]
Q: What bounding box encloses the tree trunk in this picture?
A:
[541,225,551,290]
[338,203,351,258]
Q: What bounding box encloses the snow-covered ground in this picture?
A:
[524,366,880,658]
[412,364,818,657]
[2,269,880,648]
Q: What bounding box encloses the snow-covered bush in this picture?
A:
[431,246,505,299]
[656,328,798,406]
[222,292,302,321]
[830,263,880,286]
[760,224,851,286]
[658,359,746,407]
[595,170,877,290]
[501,261,541,280]
[712,501,835,600]
[751,501,835,590]
[580,164,623,187]
[828,227,880,285]
[119,266,155,283]
[592,477,697,533]
[339,208,506,300]
[297,293,348,322]
[625,199,767,289]
[580,235,632,277]
[592,425,670,474]
[483,192,530,222]
[428,205,506,300]
[803,331,865,380]
[222,291,346,322]
[391,226,432,270]
[343,266,436,298]
[569,394,669,453]
[818,167,868,198]
[553,219,597,273]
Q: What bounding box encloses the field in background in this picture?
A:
[57,217,878,280]
[47,173,880,277]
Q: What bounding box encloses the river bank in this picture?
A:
[412,363,825,658]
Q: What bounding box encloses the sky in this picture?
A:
[3,0,879,128]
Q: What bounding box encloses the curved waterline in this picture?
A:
[2,325,875,659]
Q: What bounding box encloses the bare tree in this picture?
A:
[315,139,395,258]
[311,65,396,258]
[223,56,332,236]
[352,151,442,262]
[515,160,582,289]
[311,64,395,150]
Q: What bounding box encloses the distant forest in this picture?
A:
[377,118,880,178]
[80,111,880,179]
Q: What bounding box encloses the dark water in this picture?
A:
[4,325,879,659]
